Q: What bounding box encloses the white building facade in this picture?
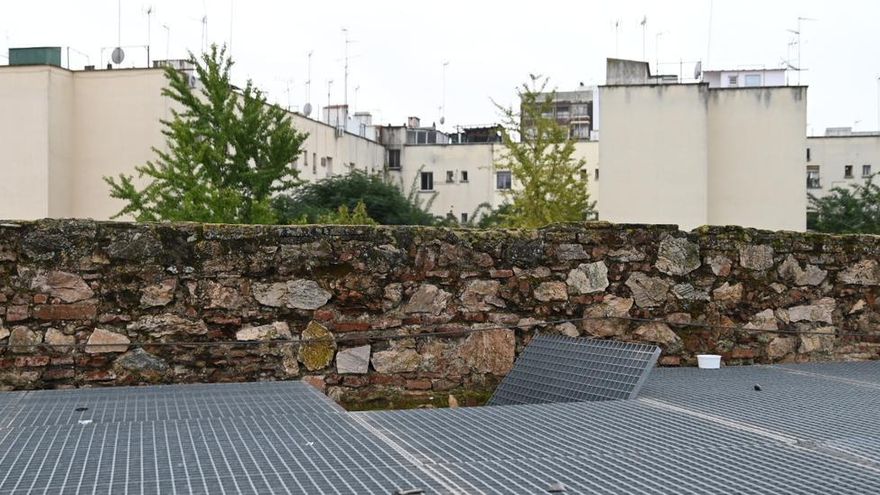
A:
[806,129,880,204]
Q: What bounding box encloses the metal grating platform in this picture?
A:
[487,334,661,406]
[3,361,880,494]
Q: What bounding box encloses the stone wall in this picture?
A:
[1,220,879,406]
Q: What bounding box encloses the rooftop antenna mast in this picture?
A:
[145,6,153,66]
[640,16,647,61]
[302,50,313,116]
[354,85,360,112]
[440,60,449,125]
[342,28,355,108]
[655,31,666,74]
[614,19,620,57]
[228,0,234,57]
[200,0,209,54]
[788,16,816,86]
[162,24,170,61]
[327,79,333,123]
[110,0,126,66]
[706,0,713,67]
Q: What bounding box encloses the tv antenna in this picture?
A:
[655,31,666,74]
[787,16,816,86]
[327,79,334,122]
[640,16,647,61]
[342,28,356,108]
[200,14,208,53]
[145,6,153,66]
[303,50,313,116]
[162,24,171,61]
[112,0,125,64]
[440,60,449,125]
[354,85,360,113]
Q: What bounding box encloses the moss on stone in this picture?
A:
[297,321,336,371]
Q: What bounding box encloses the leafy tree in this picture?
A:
[808,174,880,234]
[493,75,595,228]
[273,170,436,225]
[105,44,307,224]
[316,200,378,225]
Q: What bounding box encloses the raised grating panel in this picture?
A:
[488,334,661,406]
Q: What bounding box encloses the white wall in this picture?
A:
[599,83,806,231]
[599,84,710,229]
[0,67,52,219]
[47,69,75,217]
[72,69,169,220]
[707,87,807,231]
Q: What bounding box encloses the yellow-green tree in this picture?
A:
[494,75,595,228]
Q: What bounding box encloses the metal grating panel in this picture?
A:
[359,399,776,464]
[430,442,880,495]
[488,334,661,406]
[640,365,880,441]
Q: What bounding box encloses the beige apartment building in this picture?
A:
[598,60,808,231]
[0,62,385,221]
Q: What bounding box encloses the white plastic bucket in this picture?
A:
[697,354,722,369]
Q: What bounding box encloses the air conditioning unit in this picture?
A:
[335,126,345,138]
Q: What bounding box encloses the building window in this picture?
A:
[579,169,588,180]
[844,165,853,178]
[595,169,599,181]
[863,165,872,177]
[460,170,469,182]
[806,166,821,189]
[570,123,590,140]
[349,162,356,172]
[727,75,738,86]
[420,172,434,191]
[388,149,401,170]
[446,171,455,183]
[325,157,333,177]
[312,153,317,174]
[806,148,811,162]
[460,212,468,224]
[496,171,512,190]
[744,74,761,87]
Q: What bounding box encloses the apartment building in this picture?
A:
[599,59,807,231]
[0,52,385,220]
[806,128,880,203]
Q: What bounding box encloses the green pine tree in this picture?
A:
[105,44,307,224]
[493,75,595,228]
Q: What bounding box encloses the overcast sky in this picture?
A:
[1,0,878,135]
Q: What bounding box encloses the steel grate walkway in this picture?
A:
[2,362,880,493]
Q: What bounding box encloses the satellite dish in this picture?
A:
[303,102,313,116]
[111,47,125,65]
[694,61,702,81]
[440,116,446,125]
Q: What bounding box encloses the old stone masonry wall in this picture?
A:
[1,220,879,406]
